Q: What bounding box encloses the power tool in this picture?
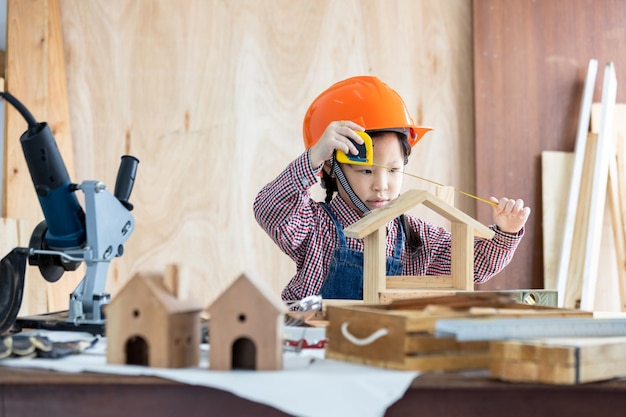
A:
[0,91,138,335]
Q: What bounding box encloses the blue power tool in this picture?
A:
[0,91,138,334]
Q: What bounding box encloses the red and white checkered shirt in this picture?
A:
[254,151,524,302]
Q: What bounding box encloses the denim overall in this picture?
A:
[319,203,404,300]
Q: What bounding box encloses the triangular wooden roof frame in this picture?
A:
[344,189,495,303]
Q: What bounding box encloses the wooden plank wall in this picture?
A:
[473,0,626,291]
[21,0,475,310]
[3,0,80,314]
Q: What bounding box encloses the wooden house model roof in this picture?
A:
[208,271,286,315]
[344,189,494,239]
[109,272,204,314]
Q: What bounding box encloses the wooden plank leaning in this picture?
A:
[592,103,626,311]
[555,59,598,308]
[579,62,617,311]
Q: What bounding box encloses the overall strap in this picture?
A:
[319,203,347,247]
[393,217,405,259]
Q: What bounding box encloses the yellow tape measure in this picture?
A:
[335,131,373,165]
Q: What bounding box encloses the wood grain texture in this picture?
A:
[4,0,80,314]
[541,151,573,290]
[473,0,626,291]
[491,336,626,384]
[53,0,473,309]
[592,104,626,311]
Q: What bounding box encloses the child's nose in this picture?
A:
[373,171,389,191]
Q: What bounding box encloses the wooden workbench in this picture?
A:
[2,367,626,417]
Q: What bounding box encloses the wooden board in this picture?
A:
[53,0,475,310]
[3,0,80,315]
[474,0,626,291]
[592,103,626,310]
[541,151,574,290]
[491,336,626,384]
[327,349,490,372]
[562,134,597,309]
[579,63,617,311]
[543,135,622,311]
[554,59,597,303]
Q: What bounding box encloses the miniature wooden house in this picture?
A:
[344,189,495,304]
[208,271,286,371]
[106,265,203,368]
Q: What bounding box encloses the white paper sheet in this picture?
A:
[0,330,418,417]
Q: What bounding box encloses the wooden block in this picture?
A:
[403,352,490,372]
[451,223,473,290]
[435,185,455,206]
[492,341,537,361]
[386,275,453,289]
[541,151,574,290]
[404,333,488,354]
[379,289,459,304]
[362,229,386,304]
[163,264,181,298]
[326,336,489,372]
[491,360,540,382]
[490,336,626,384]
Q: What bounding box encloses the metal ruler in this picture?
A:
[455,290,558,307]
[435,317,626,341]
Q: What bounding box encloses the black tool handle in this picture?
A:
[114,155,139,211]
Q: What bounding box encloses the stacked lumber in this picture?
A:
[490,336,626,384]
[543,60,625,311]
[325,293,589,372]
[592,103,626,309]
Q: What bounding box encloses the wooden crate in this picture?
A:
[326,293,591,372]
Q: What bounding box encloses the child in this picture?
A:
[254,76,531,302]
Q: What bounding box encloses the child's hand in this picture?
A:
[308,121,365,169]
[490,197,531,234]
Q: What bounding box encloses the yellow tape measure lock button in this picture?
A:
[336,131,373,166]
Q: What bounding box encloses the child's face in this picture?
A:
[338,132,405,214]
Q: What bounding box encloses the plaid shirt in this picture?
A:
[254,151,524,302]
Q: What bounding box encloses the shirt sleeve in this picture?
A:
[472,225,525,283]
[253,151,321,264]
[407,217,524,283]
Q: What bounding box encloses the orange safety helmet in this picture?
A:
[302,76,432,149]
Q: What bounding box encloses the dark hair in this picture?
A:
[322,131,422,257]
